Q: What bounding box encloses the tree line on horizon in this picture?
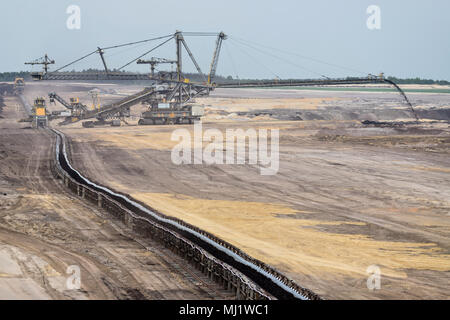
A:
[0,71,448,85]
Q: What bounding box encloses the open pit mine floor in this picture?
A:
[3,84,450,300]
[59,120,450,300]
[0,96,234,300]
[56,85,450,300]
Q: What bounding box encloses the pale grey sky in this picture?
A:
[0,0,449,80]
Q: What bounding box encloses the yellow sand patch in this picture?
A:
[0,273,17,278]
[94,132,177,150]
[197,97,340,113]
[64,124,295,151]
[366,207,450,228]
[63,130,177,151]
[132,192,450,279]
[44,264,61,277]
[410,166,450,174]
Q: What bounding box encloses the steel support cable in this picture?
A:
[181,39,207,82]
[103,40,154,60]
[117,36,174,71]
[227,40,281,80]
[230,38,325,79]
[27,55,46,64]
[223,42,240,80]
[232,40,413,115]
[182,35,219,37]
[182,32,221,36]
[52,50,99,73]
[230,36,368,76]
[49,33,214,74]
[89,34,172,72]
[101,34,173,50]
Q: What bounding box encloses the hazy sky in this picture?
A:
[1,0,449,80]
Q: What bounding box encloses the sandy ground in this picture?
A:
[0,96,233,300]
[14,82,450,299]
[40,84,449,300]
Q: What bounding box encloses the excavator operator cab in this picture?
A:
[34,97,46,107]
[70,97,80,104]
[32,97,48,128]
[13,78,25,94]
[14,78,25,86]
[33,97,47,117]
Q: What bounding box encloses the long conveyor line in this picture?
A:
[51,128,322,300]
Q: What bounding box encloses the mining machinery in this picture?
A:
[37,31,227,126]
[49,92,88,118]
[31,97,48,128]
[27,30,419,125]
[137,57,177,78]
[25,54,55,79]
[136,31,225,125]
[13,78,25,94]
[208,32,227,85]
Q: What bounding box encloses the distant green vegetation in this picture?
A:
[0,72,31,81]
[0,71,449,86]
[387,76,450,85]
[263,87,450,94]
[0,70,230,82]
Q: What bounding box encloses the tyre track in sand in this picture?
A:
[0,96,233,300]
